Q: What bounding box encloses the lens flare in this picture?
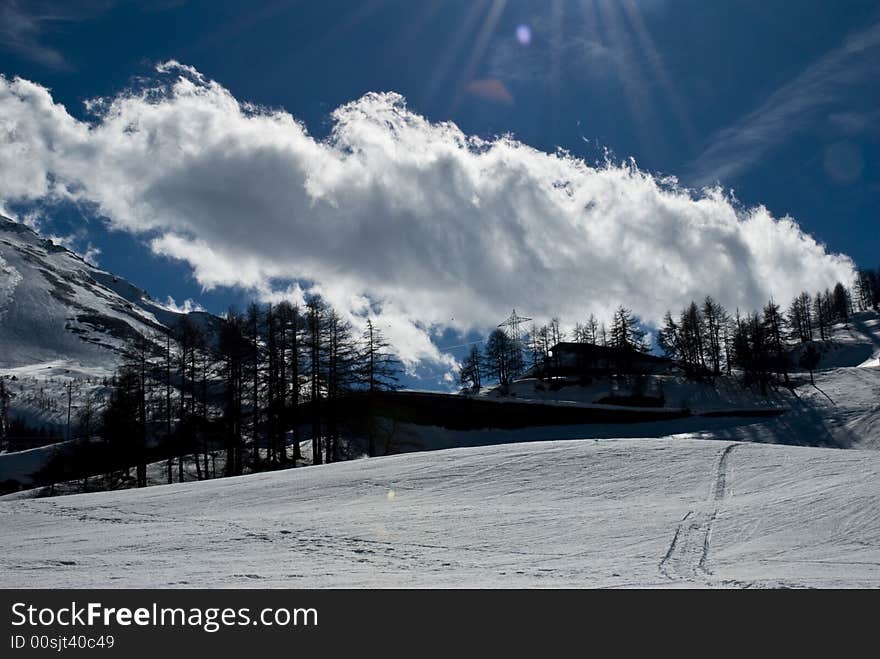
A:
[516,24,532,45]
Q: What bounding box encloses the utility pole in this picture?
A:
[0,378,8,451]
[66,380,73,442]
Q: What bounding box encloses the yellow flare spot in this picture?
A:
[387,489,396,501]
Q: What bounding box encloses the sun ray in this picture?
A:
[447,0,509,115]
[580,0,601,46]
[547,0,565,135]
[419,0,493,110]
[187,0,304,55]
[619,0,699,149]
[589,0,657,155]
[394,0,446,55]
[319,0,389,45]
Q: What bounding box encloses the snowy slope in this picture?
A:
[0,214,204,369]
[489,373,792,413]
[464,311,880,450]
[0,215,220,433]
[811,313,880,369]
[708,313,880,450]
[0,440,71,486]
[0,436,878,588]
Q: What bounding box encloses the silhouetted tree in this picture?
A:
[832,282,850,325]
[163,331,174,484]
[305,298,328,463]
[610,306,648,353]
[325,310,358,462]
[174,316,201,482]
[245,302,262,469]
[731,312,771,393]
[799,343,820,385]
[658,310,683,362]
[359,318,401,457]
[548,318,565,347]
[102,367,141,486]
[265,303,279,463]
[787,293,813,344]
[459,344,483,390]
[76,390,100,492]
[286,303,305,464]
[702,297,727,376]
[814,291,832,341]
[121,332,154,488]
[484,328,516,386]
[610,306,648,374]
[0,379,8,451]
[762,300,790,386]
[272,301,295,465]
[219,309,248,476]
[855,269,879,310]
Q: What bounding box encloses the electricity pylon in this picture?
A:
[498,309,532,347]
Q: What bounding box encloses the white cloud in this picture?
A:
[162,295,206,314]
[0,63,856,366]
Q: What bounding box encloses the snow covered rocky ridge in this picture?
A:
[1,215,879,587]
[0,214,213,436]
[0,214,214,370]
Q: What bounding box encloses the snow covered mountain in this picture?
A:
[0,215,221,435]
[0,214,212,370]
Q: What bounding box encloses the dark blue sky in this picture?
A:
[1,0,878,382]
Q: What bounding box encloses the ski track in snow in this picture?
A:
[659,443,740,585]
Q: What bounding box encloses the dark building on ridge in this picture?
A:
[538,342,673,378]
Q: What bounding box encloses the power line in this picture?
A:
[436,339,485,352]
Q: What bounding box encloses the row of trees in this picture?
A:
[658,298,731,377]
[98,297,400,488]
[461,272,877,391]
[658,279,869,390]
[460,305,649,388]
[855,268,880,312]
[20,266,880,489]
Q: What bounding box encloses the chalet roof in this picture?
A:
[547,342,671,363]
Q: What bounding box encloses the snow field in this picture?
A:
[1,437,878,588]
